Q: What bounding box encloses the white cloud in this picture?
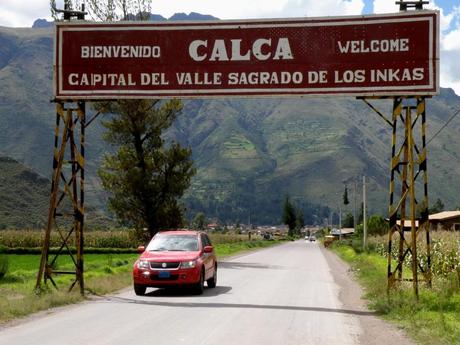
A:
[373,0,453,31]
[442,26,460,51]
[441,6,460,50]
[372,0,398,14]
[439,7,460,95]
[427,1,454,33]
[145,0,365,20]
[0,1,51,27]
[277,0,365,18]
[150,0,288,19]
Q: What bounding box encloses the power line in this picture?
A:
[427,107,460,146]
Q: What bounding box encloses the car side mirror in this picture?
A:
[203,245,213,253]
[137,245,145,254]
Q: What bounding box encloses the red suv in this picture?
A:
[133,230,217,295]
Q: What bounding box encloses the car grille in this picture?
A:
[150,262,180,269]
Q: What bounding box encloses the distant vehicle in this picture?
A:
[309,236,316,242]
[132,230,217,295]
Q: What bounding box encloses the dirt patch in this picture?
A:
[321,246,416,345]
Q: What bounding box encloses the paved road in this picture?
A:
[0,241,364,345]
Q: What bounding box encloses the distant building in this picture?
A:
[394,211,460,231]
[207,223,218,231]
[429,211,460,231]
[396,220,419,229]
[330,228,354,237]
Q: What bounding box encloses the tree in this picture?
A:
[98,99,196,239]
[343,186,350,205]
[367,215,389,236]
[50,0,152,22]
[357,202,364,224]
[192,213,207,230]
[295,209,305,236]
[282,196,296,237]
[429,198,445,214]
[342,212,354,228]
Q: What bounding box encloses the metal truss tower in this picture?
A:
[361,96,432,298]
[35,3,88,294]
[35,101,86,294]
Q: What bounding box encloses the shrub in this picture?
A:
[367,215,389,236]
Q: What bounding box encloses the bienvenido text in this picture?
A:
[80,45,161,58]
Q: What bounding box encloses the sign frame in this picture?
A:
[54,10,439,99]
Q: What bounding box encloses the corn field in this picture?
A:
[0,230,249,249]
[368,231,460,280]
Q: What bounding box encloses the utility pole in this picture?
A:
[339,202,342,240]
[353,177,357,231]
[363,175,367,250]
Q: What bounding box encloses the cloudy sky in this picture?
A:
[0,0,459,94]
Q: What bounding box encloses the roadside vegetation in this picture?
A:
[330,231,460,345]
[0,230,280,324]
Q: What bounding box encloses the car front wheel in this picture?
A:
[194,269,205,295]
[134,284,146,296]
[207,265,217,288]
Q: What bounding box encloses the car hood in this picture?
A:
[140,251,200,262]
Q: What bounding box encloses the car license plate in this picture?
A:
[158,271,170,278]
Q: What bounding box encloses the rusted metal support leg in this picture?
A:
[77,101,86,295]
[36,101,86,295]
[36,103,72,292]
[417,98,431,288]
[387,97,402,293]
[406,107,419,299]
[398,106,409,281]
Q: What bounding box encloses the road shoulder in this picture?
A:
[321,245,416,345]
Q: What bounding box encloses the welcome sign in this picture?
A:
[54,10,439,99]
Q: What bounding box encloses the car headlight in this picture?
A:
[180,260,197,269]
[138,260,150,269]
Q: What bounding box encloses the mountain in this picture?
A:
[32,19,53,28]
[29,12,218,28]
[168,12,218,21]
[1,19,460,225]
[0,156,50,228]
[0,157,111,228]
[173,92,460,224]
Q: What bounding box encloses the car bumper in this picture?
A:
[133,267,201,288]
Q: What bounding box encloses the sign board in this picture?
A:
[54,10,439,99]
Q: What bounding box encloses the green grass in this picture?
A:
[0,239,279,324]
[331,242,460,345]
[0,253,138,322]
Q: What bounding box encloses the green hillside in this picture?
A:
[1,25,460,225]
[0,26,110,212]
[0,156,50,228]
[0,157,112,229]
[173,92,460,223]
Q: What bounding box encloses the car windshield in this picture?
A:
[147,234,199,252]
